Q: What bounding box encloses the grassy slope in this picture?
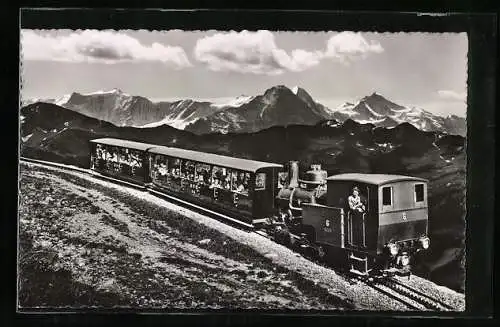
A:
[20,114,466,293]
[19,164,357,310]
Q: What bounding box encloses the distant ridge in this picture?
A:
[23,86,466,136]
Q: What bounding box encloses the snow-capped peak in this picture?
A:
[84,88,128,96]
[336,102,355,111]
[55,94,72,106]
[211,95,255,108]
[291,86,299,95]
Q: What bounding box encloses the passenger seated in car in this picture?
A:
[236,183,246,193]
[202,170,210,182]
[278,173,287,188]
[210,178,221,188]
[226,176,232,189]
[158,164,167,176]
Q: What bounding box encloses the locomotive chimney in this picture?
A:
[288,161,299,188]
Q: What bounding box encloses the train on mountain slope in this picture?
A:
[88,137,431,277]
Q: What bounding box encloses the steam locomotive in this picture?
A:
[271,161,430,276]
[89,138,431,277]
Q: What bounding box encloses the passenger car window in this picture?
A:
[222,168,232,190]
[382,186,392,206]
[255,173,266,190]
[170,158,182,177]
[277,172,288,188]
[415,184,424,202]
[129,150,142,168]
[212,166,230,189]
[118,147,127,164]
[195,163,211,184]
[183,160,196,181]
[156,156,168,176]
[231,170,250,195]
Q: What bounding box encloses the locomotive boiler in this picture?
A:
[275,161,328,221]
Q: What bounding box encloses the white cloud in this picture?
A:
[324,32,384,63]
[193,30,383,75]
[194,30,324,75]
[420,100,467,117]
[437,90,467,102]
[20,30,192,68]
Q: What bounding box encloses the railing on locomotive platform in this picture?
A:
[347,211,367,248]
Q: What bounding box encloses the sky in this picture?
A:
[20,29,468,117]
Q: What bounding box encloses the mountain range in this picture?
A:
[331,92,466,137]
[23,86,466,137]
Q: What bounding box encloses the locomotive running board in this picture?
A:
[349,268,370,277]
[254,230,270,237]
[148,188,255,229]
[251,218,269,225]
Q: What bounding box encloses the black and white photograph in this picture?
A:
[17,13,472,313]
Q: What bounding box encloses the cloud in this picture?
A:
[324,32,384,63]
[20,30,192,68]
[420,100,467,117]
[437,90,467,101]
[193,30,383,75]
[194,30,324,75]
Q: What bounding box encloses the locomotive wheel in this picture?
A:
[275,233,285,245]
[274,228,296,248]
[273,227,287,245]
[317,246,327,261]
[282,231,294,248]
[302,246,317,260]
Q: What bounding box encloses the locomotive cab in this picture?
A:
[302,173,430,275]
[325,174,430,254]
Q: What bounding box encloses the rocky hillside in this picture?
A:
[19,163,465,310]
[19,101,466,293]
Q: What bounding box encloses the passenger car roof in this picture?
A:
[90,138,157,151]
[148,145,283,173]
[326,173,428,186]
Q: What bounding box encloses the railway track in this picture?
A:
[379,278,456,311]
[336,272,456,311]
[19,157,457,312]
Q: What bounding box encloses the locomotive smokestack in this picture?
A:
[288,161,299,188]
